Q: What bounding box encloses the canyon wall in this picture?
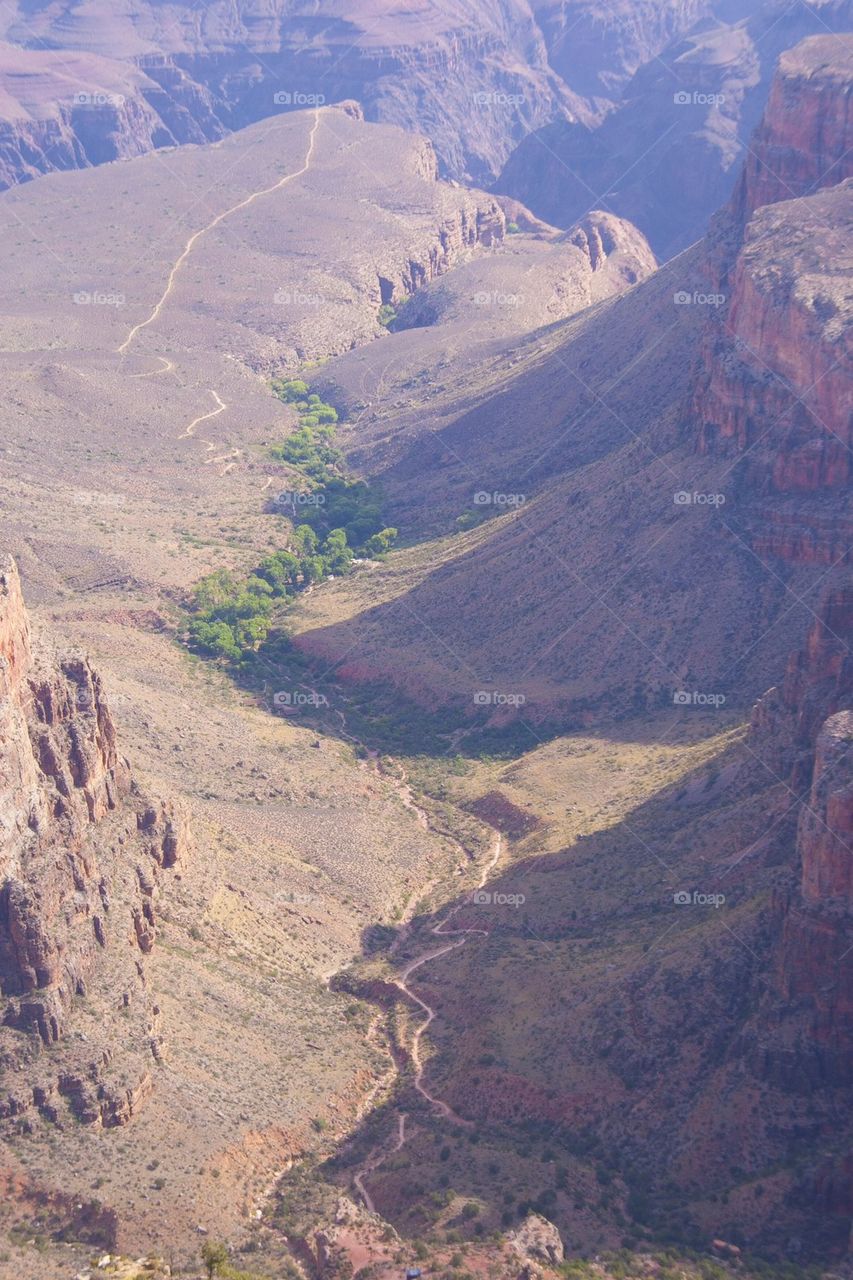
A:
[0,557,187,1126]
[752,589,853,1090]
[691,35,852,565]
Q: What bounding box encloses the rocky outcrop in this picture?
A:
[0,43,225,191]
[509,1213,564,1268]
[749,589,853,1092]
[729,36,853,226]
[0,556,187,1124]
[689,37,852,564]
[565,209,657,280]
[697,183,852,478]
[799,711,853,910]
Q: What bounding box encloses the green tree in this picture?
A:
[364,527,398,556]
[201,1240,228,1278]
[187,618,240,660]
[245,575,274,598]
[257,550,300,595]
[271,378,309,402]
[193,570,239,612]
[300,554,326,584]
[322,528,353,575]
[291,525,319,557]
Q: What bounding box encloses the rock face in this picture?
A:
[509,1212,565,1267]
[690,37,852,565]
[0,557,187,1124]
[0,1,579,191]
[495,1,853,258]
[0,42,225,191]
[730,36,853,225]
[754,590,853,1090]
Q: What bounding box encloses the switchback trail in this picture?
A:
[267,696,505,1214]
[350,830,503,1209]
[177,388,227,446]
[118,108,323,355]
[394,829,502,1122]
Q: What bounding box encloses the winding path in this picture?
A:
[353,1113,407,1215]
[353,816,504,1208]
[395,830,502,1121]
[117,107,323,355]
[177,388,227,445]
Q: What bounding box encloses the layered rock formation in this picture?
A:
[496,0,853,258]
[730,36,853,225]
[0,43,224,190]
[753,589,853,1090]
[690,36,853,564]
[0,557,187,1126]
[2,0,840,266]
[0,1,580,191]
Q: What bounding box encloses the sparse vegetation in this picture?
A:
[201,1240,229,1278]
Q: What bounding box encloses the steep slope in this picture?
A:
[330,591,852,1264]
[496,0,853,258]
[0,555,187,1126]
[289,36,851,729]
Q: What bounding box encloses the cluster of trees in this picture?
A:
[270,378,396,553]
[186,524,361,661]
[185,377,398,664]
[270,379,342,482]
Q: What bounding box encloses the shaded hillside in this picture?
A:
[290,36,852,730]
[319,591,852,1262]
[496,0,853,258]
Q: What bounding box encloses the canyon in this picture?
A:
[0,0,849,257]
[0,10,849,1280]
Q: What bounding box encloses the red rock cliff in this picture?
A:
[0,556,187,1126]
[752,589,853,1086]
[730,36,853,225]
[690,36,853,564]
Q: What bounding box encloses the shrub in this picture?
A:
[201,1241,228,1278]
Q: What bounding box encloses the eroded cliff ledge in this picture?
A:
[0,557,187,1127]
